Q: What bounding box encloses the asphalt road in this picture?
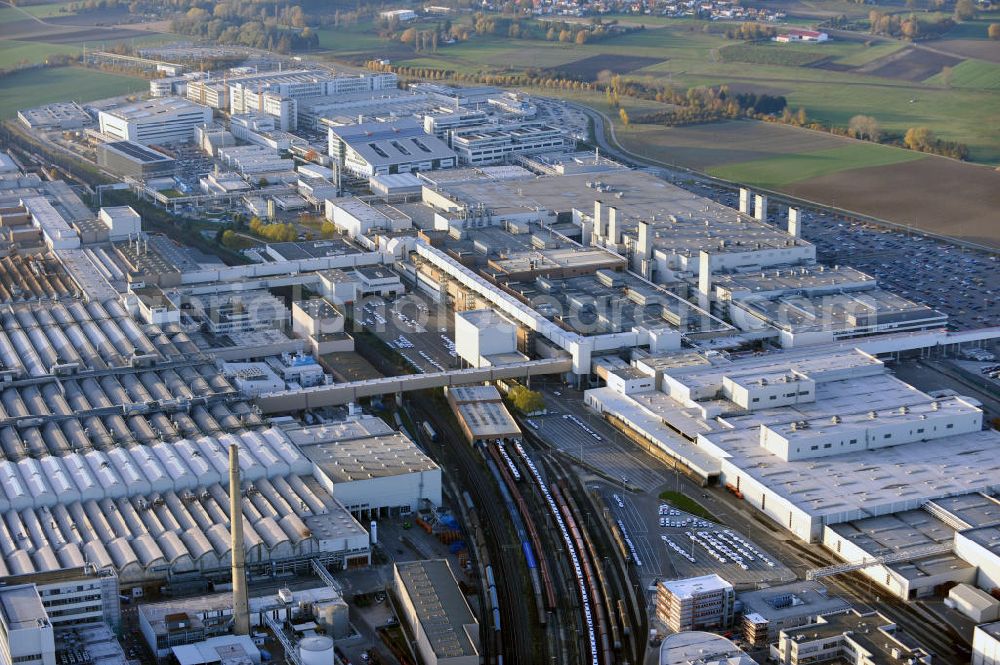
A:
[892,358,1000,422]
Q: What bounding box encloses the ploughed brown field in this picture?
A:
[931,39,1000,64]
[553,53,663,81]
[616,120,851,170]
[784,157,1000,248]
[857,46,964,82]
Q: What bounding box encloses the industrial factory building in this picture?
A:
[98,98,212,146]
[974,622,1000,665]
[0,584,57,665]
[454,310,519,369]
[739,581,849,647]
[298,88,429,131]
[138,584,349,659]
[327,118,457,178]
[285,413,442,518]
[449,122,568,166]
[585,347,1000,543]
[394,559,480,665]
[445,385,521,445]
[0,426,370,585]
[0,566,121,631]
[822,492,1000,601]
[226,69,397,130]
[659,632,758,665]
[656,574,735,633]
[0,287,371,587]
[772,609,932,665]
[18,102,91,131]
[96,141,176,179]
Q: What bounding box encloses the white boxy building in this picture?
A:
[454,309,518,368]
[0,585,56,665]
[586,347,1000,543]
[286,414,442,519]
[98,206,141,241]
[394,559,480,665]
[974,622,1000,665]
[328,118,457,178]
[656,574,735,633]
[98,97,212,145]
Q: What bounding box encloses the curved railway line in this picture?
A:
[410,393,647,665]
[409,398,537,665]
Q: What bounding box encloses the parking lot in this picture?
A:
[704,186,999,332]
[358,297,460,375]
[528,385,671,493]
[534,98,590,142]
[599,483,795,590]
[805,223,998,331]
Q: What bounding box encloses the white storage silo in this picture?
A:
[298,635,334,665]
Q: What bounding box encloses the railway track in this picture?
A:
[544,450,647,665]
[409,396,538,665]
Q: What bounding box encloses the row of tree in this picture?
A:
[868,10,956,40]
[723,22,777,41]
[366,60,602,91]
[247,217,298,242]
[170,9,319,52]
[383,14,634,50]
[903,126,969,159]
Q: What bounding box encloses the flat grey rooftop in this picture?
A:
[301,431,438,483]
[930,493,1000,529]
[455,401,520,439]
[736,288,945,333]
[434,170,811,256]
[0,584,47,630]
[395,559,479,660]
[739,580,849,622]
[715,264,875,296]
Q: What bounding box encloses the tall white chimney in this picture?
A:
[607,206,619,246]
[593,199,604,242]
[754,194,768,222]
[787,207,801,237]
[370,520,378,545]
[698,250,712,310]
[638,220,652,260]
[229,444,250,636]
[739,188,751,214]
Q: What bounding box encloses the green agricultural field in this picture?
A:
[648,62,1000,163]
[720,42,830,66]
[827,40,905,67]
[316,25,388,56]
[0,39,79,69]
[926,58,1000,90]
[0,32,176,69]
[938,14,1000,40]
[0,67,144,118]
[0,1,75,23]
[706,143,927,189]
[315,14,1000,164]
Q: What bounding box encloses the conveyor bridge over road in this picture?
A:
[255,357,573,413]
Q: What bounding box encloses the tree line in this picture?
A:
[170,7,318,52]
[867,10,956,40]
[365,54,973,162]
[723,22,777,41]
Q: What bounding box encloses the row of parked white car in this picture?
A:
[658,505,712,529]
[661,535,696,564]
[563,413,602,441]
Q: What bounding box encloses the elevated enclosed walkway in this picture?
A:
[255,357,572,412]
